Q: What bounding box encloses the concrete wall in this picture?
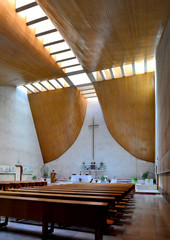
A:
[46,98,155,180]
[156,19,170,202]
[0,86,44,181]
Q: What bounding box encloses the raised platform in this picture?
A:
[135,184,160,194]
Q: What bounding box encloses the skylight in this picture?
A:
[84,93,97,99]
[69,73,91,86]
[32,82,41,91]
[60,59,79,68]
[16,1,156,96]
[29,19,55,34]
[25,84,34,93]
[124,64,133,77]
[57,78,69,87]
[49,79,62,89]
[37,32,63,45]
[102,69,112,80]
[112,67,122,78]
[55,51,75,62]
[17,86,27,93]
[18,5,46,23]
[92,71,103,81]
[16,0,36,9]
[50,42,69,53]
[135,61,144,74]
[147,59,155,72]
[65,65,83,73]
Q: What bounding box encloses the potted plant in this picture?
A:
[79,178,82,183]
[107,178,111,183]
[142,171,149,180]
[43,172,48,181]
[68,176,72,181]
[101,175,105,182]
[82,162,86,170]
[32,175,37,181]
[100,162,104,168]
[132,177,138,184]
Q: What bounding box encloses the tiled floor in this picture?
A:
[0,194,170,240]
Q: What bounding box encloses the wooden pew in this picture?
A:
[0,181,47,191]
[8,188,124,202]
[0,190,115,206]
[0,195,108,240]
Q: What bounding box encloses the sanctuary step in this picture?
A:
[135,184,159,194]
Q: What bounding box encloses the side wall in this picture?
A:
[156,19,170,202]
[0,87,44,181]
[46,98,155,180]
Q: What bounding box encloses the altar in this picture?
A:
[71,174,92,183]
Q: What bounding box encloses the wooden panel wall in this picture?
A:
[0,0,65,86]
[159,173,170,203]
[94,73,155,162]
[156,19,170,201]
[28,88,87,163]
[37,0,170,72]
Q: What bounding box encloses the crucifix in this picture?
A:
[88,118,99,160]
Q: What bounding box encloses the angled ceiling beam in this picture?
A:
[16,2,38,12]
[132,61,136,75]
[24,85,34,93]
[55,79,64,88]
[47,80,56,89]
[120,65,125,77]
[61,64,80,69]
[86,73,96,83]
[99,71,105,80]
[67,70,84,76]
[56,57,76,63]
[144,58,147,73]
[0,1,66,86]
[31,83,41,92]
[76,82,93,88]
[27,16,48,26]
[50,49,70,56]
[82,91,96,95]
[44,39,65,47]
[39,82,49,91]
[85,95,97,99]
[109,69,114,79]
[35,28,57,37]
[64,77,74,87]
[78,87,94,92]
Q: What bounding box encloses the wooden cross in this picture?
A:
[89,118,99,160]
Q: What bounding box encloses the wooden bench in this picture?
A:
[0,181,47,190]
[0,190,115,206]
[0,195,108,240]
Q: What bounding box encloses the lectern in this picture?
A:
[15,165,23,181]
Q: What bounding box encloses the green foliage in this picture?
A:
[100,175,105,182]
[32,175,37,180]
[43,172,48,178]
[100,162,104,167]
[68,176,71,180]
[142,171,149,179]
[132,177,138,184]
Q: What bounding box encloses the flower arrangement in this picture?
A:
[107,178,111,183]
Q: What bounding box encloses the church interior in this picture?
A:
[0,0,170,239]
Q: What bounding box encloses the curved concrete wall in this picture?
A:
[46,98,155,179]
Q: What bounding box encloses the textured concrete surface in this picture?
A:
[0,87,43,180]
